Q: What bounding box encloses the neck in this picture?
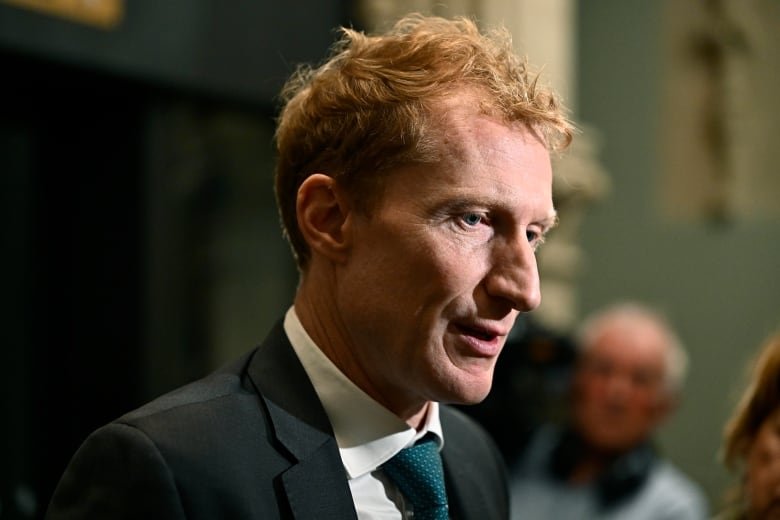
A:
[294,273,430,427]
[569,451,612,484]
[407,402,431,431]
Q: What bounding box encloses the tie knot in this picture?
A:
[383,437,449,519]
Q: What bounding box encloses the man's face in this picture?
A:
[335,97,554,417]
[746,408,780,519]
[572,322,671,453]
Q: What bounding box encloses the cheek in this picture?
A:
[576,378,607,406]
[746,463,775,509]
[746,432,780,504]
[407,247,488,306]
[633,392,664,416]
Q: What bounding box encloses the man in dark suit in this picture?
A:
[47,13,573,519]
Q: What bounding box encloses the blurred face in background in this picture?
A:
[745,408,780,519]
[572,319,673,454]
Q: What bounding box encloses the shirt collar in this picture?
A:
[283,306,443,479]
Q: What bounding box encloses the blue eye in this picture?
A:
[461,213,483,226]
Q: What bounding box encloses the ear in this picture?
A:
[296,174,352,263]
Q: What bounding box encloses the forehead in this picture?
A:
[433,92,539,156]
[583,321,669,370]
[368,95,554,226]
[425,97,552,194]
[750,408,780,456]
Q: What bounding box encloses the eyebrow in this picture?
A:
[429,197,487,218]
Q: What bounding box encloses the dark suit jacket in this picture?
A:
[47,321,509,519]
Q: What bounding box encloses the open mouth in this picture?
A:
[455,323,497,341]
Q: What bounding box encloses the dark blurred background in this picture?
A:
[0,1,351,517]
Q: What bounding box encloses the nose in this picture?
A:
[603,372,632,402]
[483,233,541,312]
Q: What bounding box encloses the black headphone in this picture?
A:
[548,427,657,512]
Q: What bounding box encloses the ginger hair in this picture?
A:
[274,13,574,269]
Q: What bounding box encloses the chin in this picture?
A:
[428,358,495,404]
[457,393,490,406]
[442,377,493,405]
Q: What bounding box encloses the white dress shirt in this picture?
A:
[284,307,444,519]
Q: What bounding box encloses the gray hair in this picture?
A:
[576,302,689,395]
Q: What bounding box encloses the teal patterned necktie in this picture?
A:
[382,436,449,520]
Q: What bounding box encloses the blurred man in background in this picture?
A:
[510,302,708,519]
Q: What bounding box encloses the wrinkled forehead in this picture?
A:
[431,94,542,163]
[583,322,669,369]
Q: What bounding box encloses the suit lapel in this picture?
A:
[247,322,358,520]
[440,407,506,520]
[443,445,487,520]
